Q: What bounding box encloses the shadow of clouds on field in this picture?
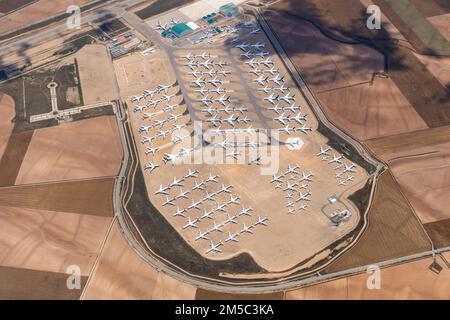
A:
[262,0,450,127]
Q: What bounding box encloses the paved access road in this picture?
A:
[0,0,145,56]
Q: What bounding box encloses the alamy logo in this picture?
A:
[366,264,381,290]
[66,5,81,30]
[366,5,381,30]
[66,265,81,290]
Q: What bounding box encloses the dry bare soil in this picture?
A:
[15,116,122,185]
[268,0,450,129]
[324,171,431,273]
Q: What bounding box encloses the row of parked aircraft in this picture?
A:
[191,76,230,88]
[205,114,252,128]
[189,69,231,78]
[181,52,218,61]
[202,215,268,254]
[153,166,268,254]
[234,38,315,136]
[315,146,357,186]
[268,164,316,214]
[185,59,227,70]
[155,18,180,31]
[130,84,172,104]
[201,105,248,116]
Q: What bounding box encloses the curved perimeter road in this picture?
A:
[110,6,449,293]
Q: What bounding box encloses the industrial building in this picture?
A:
[220,3,240,17]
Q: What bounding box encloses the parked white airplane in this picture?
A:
[225,232,239,243]
[295,125,312,134]
[253,75,268,86]
[251,42,265,49]
[267,104,282,113]
[270,173,284,183]
[163,153,178,165]
[172,134,190,143]
[300,171,314,182]
[173,207,186,217]
[278,92,295,103]
[196,52,214,59]
[205,173,218,183]
[244,58,258,68]
[181,53,195,60]
[286,164,300,174]
[187,199,202,210]
[329,154,343,164]
[200,59,213,69]
[144,162,159,172]
[201,106,216,116]
[241,51,255,59]
[274,112,289,125]
[201,209,214,220]
[130,95,144,103]
[207,77,222,87]
[141,47,155,55]
[280,124,296,134]
[142,111,158,119]
[299,182,309,190]
[213,61,226,68]
[158,84,171,93]
[291,113,307,124]
[162,93,175,102]
[284,182,298,192]
[343,163,356,173]
[155,184,170,195]
[162,196,175,206]
[254,51,269,57]
[264,66,279,75]
[143,88,157,98]
[155,21,167,31]
[249,68,263,76]
[202,191,216,202]
[224,213,238,225]
[183,217,199,229]
[145,147,159,155]
[216,70,231,76]
[185,60,198,70]
[205,240,223,254]
[255,216,269,226]
[184,169,199,179]
[192,180,206,191]
[213,202,227,213]
[176,189,190,199]
[299,204,308,211]
[133,105,146,113]
[274,84,288,93]
[170,176,184,187]
[172,123,187,132]
[210,221,224,233]
[264,93,278,105]
[195,230,209,241]
[236,42,250,50]
[297,191,311,202]
[249,28,261,35]
[238,207,253,216]
[227,195,240,205]
[240,223,254,234]
[258,57,273,67]
[224,114,239,127]
[192,77,206,87]
[269,74,284,85]
[214,95,230,106]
